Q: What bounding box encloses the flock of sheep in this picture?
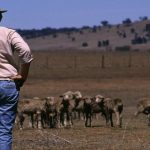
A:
[15,91,150,130]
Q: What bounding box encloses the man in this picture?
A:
[0,9,33,149]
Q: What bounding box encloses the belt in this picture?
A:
[0,78,13,81]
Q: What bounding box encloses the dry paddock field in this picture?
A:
[13,51,150,150]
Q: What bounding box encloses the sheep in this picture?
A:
[104,97,123,127]
[83,95,123,128]
[83,96,93,127]
[73,91,84,120]
[43,96,60,128]
[15,98,30,129]
[93,94,109,121]
[135,98,150,126]
[17,97,45,130]
[59,91,75,127]
[83,95,108,127]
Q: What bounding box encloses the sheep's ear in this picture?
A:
[101,98,105,103]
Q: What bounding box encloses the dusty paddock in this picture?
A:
[13,77,150,150]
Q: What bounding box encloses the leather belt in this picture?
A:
[0,78,13,81]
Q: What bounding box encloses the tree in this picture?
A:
[97,41,102,47]
[139,16,148,21]
[130,28,135,34]
[82,42,88,47]
[92,26,97,33]
[101,20,109,27]
[122,18,132,25]
[145,23,150,32]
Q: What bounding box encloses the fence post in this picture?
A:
[101,54,105,68]
[128,52,132,68]
[46,56,49,69]
[74,55,77,74]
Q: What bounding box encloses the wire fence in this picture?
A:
[29,51,150,79]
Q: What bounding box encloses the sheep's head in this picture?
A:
[74,91,82,99]
[95,95,104,103]
[136,103,144,113]
[83,96,92,104]
[60,91,74,101]
[45,96,55,105]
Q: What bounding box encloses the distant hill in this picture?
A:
[19,19,150,51]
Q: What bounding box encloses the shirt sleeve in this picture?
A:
[8,30,33,64]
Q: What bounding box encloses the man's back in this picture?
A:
[0,26,32,78]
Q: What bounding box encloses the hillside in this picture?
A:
[24,20,150,51]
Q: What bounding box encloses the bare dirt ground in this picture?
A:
[12,77,150,150]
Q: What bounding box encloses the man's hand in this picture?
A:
[11,75,25,87]
[11,74,23,80]
[11,63,31,88]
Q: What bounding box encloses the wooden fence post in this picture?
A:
[46,56,49,69]
[74,55,77,73]
[128,53,132,68]
[101,54,105,68]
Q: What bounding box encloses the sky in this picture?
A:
[0,0,150,29]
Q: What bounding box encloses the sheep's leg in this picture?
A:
[85,113,88,127]
[78,111,81,120]
[68,112,73,127]
[96,113,99,120]
[60,112,64,127]
[29,114,34,128]
[81,111,85,121]
[115,111,120,127]
[89,113,92,127]
[45,113,49,128]
[78,110,84,121]
[106,113,110,126]
[103,108,110,126]
[41,112,46,128]
[49,116,53,128]
[56,113,61,128]
[64,113,67,127]
[109,112,113,127]
[119,112,123,128]
[19,113,25,130]
[49,112,56,128]
[85,112,92,127]
[72,111,77,119]
[37,111,42,129]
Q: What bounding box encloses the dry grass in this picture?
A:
[12,51,150,149]
[13,77,150,150]
[26,20,150,51]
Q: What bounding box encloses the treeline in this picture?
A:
[16,16,149,39]
[17,27,82,39]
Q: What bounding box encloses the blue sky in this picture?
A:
[0,0,150,29]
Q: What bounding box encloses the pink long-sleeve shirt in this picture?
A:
[0,26,33,78]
